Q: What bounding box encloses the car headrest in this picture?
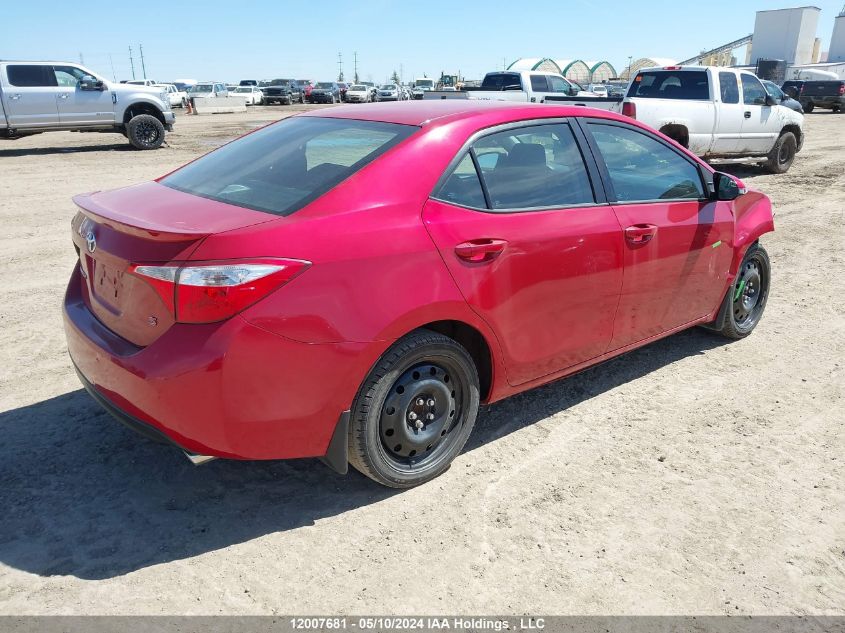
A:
[505,143,546,168]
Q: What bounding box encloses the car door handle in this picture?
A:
[454,239,507,263]
[744,111,751,118]
[624,224,658,244]
[58,94,69,99]
[9,93,21,100]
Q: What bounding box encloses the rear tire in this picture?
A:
[126,114,165,150]
[348,329,480,488]
[763,132,796,174]
[711,243,770,340]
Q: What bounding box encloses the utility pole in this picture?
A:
[140,44,147,79]
[129,46,136,80]
[109,54,117,82]
[353,51,359,84]
[399,63,403,84]
[626,55,633,80]
[79,52,84,65]
[337,52,344,82]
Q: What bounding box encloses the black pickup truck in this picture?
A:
[259,79,304,105]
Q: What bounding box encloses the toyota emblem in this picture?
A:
[86,231,96,254]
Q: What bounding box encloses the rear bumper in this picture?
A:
[63,267,367,461]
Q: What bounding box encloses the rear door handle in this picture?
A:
[9,93,21,100]
[744,111,751,118]
[624,224,658,244]
[454,239,507,263]
[58,94,69,100]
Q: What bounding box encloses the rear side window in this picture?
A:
[586,123,704,202]
[530,75,548,92]
[741,74,767,105]
[436,154,486,208]
[7,65,56,87]
[627,70,709,100]
[719,72,739,104]
[435,123,594,211]
[162,117,416,217]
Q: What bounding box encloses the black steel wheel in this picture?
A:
[348,329,480,488]
[126,114,165,150]
[711,243,770,339]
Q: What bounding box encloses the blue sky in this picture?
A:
[2,0,842,83]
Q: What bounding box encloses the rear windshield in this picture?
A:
[162,117,416,217]
[481,73,522,91]
[627,70,710,100]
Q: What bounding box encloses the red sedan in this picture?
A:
[64,101,774,487]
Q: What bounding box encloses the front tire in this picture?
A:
[126,114,165,150]
[763,132,797,174]
[348,329,480,488]
[712,243,770,340]
[804,102,815,113]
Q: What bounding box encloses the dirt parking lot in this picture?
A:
[0,106,843,615]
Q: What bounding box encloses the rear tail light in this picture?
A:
[130,258,310,323]
[663,66,682,70]
[839,84,844,96]
[622,101,637,119]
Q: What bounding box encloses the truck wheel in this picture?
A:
[348,329,480,488]
[804,102,814,113]
[763,132,796,174]
[126,114,165,150]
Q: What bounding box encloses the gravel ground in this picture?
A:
[0,106,843,615]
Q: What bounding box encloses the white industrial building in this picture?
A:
[828,10,845,61]
[750,6,821,65]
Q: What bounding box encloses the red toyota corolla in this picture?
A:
[64,101,774,487]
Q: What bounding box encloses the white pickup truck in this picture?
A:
[425,70,622,111]
[621,65,804,173]
[0,61,175,150]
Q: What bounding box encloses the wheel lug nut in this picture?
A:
[408,412,417,421]
[427,399,435,406]
[416,398,425,406]
[427,413,435,420]
[415,420,424,430]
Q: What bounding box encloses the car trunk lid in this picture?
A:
[71,181,277,346]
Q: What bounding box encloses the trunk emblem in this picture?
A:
[85,231,97,254]
[147,316,158,327]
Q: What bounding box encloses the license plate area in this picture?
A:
[91,259,126,314]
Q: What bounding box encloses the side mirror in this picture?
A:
[764,94,777,106]
[713,172,745,201]
[569,85,579,96]
[79,75,104,91]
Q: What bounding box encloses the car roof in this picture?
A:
[299,100,627,127]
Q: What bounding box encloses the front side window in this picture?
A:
[7,65,55,87]
[741,74,767,105]
[719,72,739,104]
[587,123,704,202]
[53,66,87,87]
[163,117,416,217]
[548,75,571,93]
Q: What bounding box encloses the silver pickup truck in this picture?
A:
[0,61,175,150]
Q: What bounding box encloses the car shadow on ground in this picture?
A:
[0,143,133,157]
[0,328,729,580]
